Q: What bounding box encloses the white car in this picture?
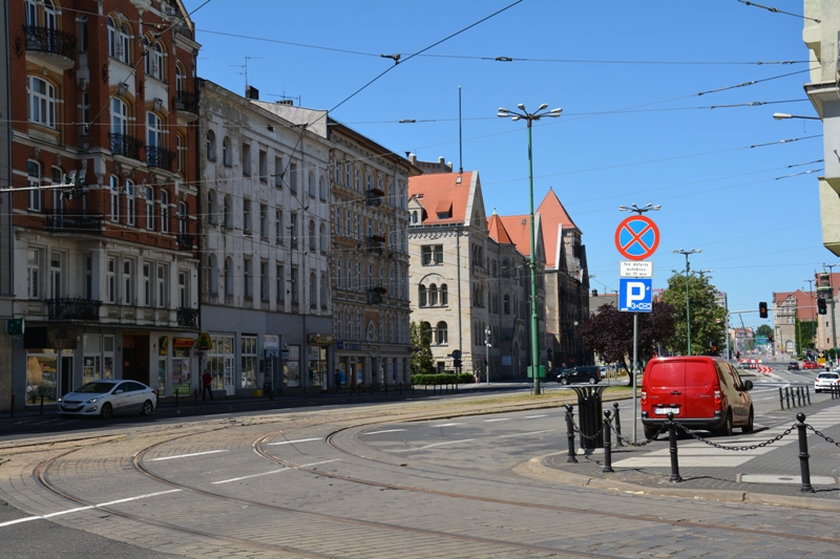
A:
[58,379,157,418]
[814,372,840,393]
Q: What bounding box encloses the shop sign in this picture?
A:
[307,333,334,345]
[196,332,212,350]
[173,337,195,348]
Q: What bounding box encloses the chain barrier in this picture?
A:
[805,423,840,448]
[568,415,661,447]
[671,420,796,451]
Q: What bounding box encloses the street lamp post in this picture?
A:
[498,103,562,395]
[673,248,702,355]
[772,112,821,121]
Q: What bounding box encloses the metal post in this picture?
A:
[603,410,614,473]
[632,313,638,443]
[526,121,541,395]
[806,385,811,406]
[564,404,578,463]
[485,326,491,384]
[785,387,791,408]
[796,412,814,493]
[613,402,623,447]
[667,412,683,482]
[779,387,785,409]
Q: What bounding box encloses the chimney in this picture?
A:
[409,153,417,165]
[245,85,259,100]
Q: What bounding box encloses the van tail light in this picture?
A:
[640,390,647,403]
[714,389,722,404]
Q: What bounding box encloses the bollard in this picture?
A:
[795,412,814,493]
[785,387,791,408]
[667,412,683,483]
[779,387,785,409]
[613,402,623,447]
[603,410,614,473]
[564,404,578,463]
[795,386,802,408]
[806,385,811,406]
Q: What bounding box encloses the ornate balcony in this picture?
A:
[146,145,176,170]
[46,298,101,321]
[177,307,199,328]
[23,25,76,69]
[110,133,143,160]
[175,89,199,121]
[46,211,104,235]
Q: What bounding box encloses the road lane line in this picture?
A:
[363,429,406,435]
[391,438,475,453]
[263,437,322,446]
[212,460,341,484]
[149,450,229,461]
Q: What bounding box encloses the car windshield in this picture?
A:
[818,373,839,379]
[74,382,115,394]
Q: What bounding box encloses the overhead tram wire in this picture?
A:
[736,0,821,23]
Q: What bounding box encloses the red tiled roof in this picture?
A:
[497,214,536,258]
[774,290,817,321]
[537,188,578,269]
[487,213,514,245]
[408,172,474,225]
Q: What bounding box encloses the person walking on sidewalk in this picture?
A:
[202,369,213,400]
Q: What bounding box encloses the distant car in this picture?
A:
[555,365,600,385]
[814,371,840,393]
[58,379,157,418]
[802,361,820,370]
[787,361,800,370]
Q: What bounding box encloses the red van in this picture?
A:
[641,356,754,439]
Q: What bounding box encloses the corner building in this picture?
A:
[4,0,201,410]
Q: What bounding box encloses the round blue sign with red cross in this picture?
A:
[614,216,660,261]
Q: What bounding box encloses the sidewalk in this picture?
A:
[528,397,840,511]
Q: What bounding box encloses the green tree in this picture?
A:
[409,321,435,375]
[659,272,727,356]
[755,324,773,338]
[579,302,675,384]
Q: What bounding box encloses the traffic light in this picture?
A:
[759,301,768,319]
[818,298,828,315]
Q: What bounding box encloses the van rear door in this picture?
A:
[683,359,718,420]
[645,360,687,419]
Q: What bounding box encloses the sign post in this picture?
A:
[615,215,659,443]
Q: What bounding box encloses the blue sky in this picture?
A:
[183,0,823,331]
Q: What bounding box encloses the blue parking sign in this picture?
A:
[619,278,652,313]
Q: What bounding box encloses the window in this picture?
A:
[27,76,56,128]
[27,248,41,298]
[243,257,253,298]
[243,199,252,234]
[178,202,187,234]
[105,257,116,303]
[27,160,41,212]
[224,258,233,297]
[142,262,151,306]
[145,186,154,229]
[259,150,267,182]
[335,161,343,184]
[274,156,283,188]
[319,176,327,201]
[156,264,168,307]
[223,194,232,229]
[206,130,217,161]
[241,143,251,176]
[118,23,131,64]
[25,0,37,27]
[320,272,328,309]
[175,65,185,95]
[107,17,118,59]
[260,260,269,301]
[319,223,327,253]
[125,180,135,226]
[419,285,427,307]
[240,336,257,389]
[207,190,218,226]
[435,322,448,345]
[259,204,268,237]
[290,212,298,249]
[208,254,218,295]
[276,263,285,305]
[178,271,188,307]
[84,254,93,299]
[275,208,283,244]
[308,219,316,251]
[429,284,438,306]
[345,163,352,187]
[308,171,316,198]
[143,39,164,81]
[289,162,297,193]
[109,175,120,222]
[146,112,163,165]
[176,134,185,173]
[440,284,448,306]
[290,265,299,304]
[421,245,443,265]
[122,260,133,305]
[222,136,231,166]
[159,189,169,232]
[309,271,317,310]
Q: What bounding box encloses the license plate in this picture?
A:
[654,407,680,415]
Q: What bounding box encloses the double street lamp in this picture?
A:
[498,103,562,395]
[673,248,702,355]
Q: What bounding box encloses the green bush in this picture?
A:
[411,373,474,385]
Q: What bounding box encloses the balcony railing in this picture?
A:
[177,307,199,328]
[110,133,143,160]
[175,89,198,114]
[46,211,104,234]
[46,298,101,321]
[23,25,76,58]
[146,145,176,170]
[177,232,194,250]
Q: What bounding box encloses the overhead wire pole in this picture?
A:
[673,248,701,355]
[497,103,563,395]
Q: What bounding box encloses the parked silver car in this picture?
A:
[58,379,157,418]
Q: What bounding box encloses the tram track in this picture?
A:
[9,401,840,557]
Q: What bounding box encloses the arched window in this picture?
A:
[309,271,317,310]
[27,76,56,128]
[178,202,187,234]
[146,112,164,167]
[308,219,316,251]
[206,130,216,161]
[222,136,232,166]
[107,17,118,58]
[159,189,169,232]
[319,223,327,253]
[208,254,218,295]
[207,190,217,226]
[429,284,438,306]
[319,175,327,201]
[436,322,448,345]
[223,194,232,228]
[110,97,129,154]
[320,272,329,309]
[109,19,131,63]
[418,285,427,307]
[175,64,185,95]
[224,257,233,296]
[440,284,448,306]
[143,37,164,80]
[308,171,316,198]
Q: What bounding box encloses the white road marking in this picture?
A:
[363,429,406,435]
[433,423,463,427]
[212,459,341,484]
[483,418,511,423]
[149,449,229,461]
[524,414,550,419]
[0,489,182,528]
[263,437,322,446]
[391,438,475,453]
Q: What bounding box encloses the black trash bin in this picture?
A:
[571,386,606,451]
